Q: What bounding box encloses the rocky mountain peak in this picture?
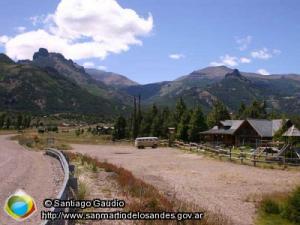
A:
[0,54,15,64]
[33,48,49,60]
[225,69,241,77]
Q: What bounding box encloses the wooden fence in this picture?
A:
[173,141,300,167]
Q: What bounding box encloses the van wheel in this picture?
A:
[152,145,157,149]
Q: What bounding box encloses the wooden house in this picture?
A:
[201,119,293,147]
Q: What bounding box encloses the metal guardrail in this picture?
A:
[42,148,78,225]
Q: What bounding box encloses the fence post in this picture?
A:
[240,149,244,164]
[253,154,256,167]
[229,147,232,161]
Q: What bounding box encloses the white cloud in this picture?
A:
[4,0,154,60]
[29,15,50,26]
[83,61,95,68]
[98,65,107,70]
[257,69,270,75]
[235,35,252,51]
[15,26,27,33]
[273,49,281,55]
[240,57,251,64]
[210,54,239,67]
[0,35,10,46]
[251,47,281,60]
[169,53,185,60]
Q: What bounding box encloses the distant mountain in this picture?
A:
[18,48,132,106]
[0,54,129,116]
[176,66,233,81]
[122,67,300,114]
[3,49,300,116]
[86,68,138,88]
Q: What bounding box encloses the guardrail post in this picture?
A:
[43,149,78,225]
[68,177,78,193]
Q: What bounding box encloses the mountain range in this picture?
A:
[1,49,300,116]
[122,66,300,114]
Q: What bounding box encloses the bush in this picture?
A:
[75,129,81,136]
[261,198,280,214]
[77,181,88,200]
[283,187,300,223]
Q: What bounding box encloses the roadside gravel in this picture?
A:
[0,135,64,225]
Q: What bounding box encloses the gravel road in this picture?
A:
[71,144,300,225]
[0,135,63,225]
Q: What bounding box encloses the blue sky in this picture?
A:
[0,0,300,84]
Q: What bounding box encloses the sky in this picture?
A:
[0,0,300,84]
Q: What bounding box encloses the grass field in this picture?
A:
[256,188,300,225]
[13,128,132,150]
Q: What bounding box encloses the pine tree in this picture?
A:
[237,102,246,119]
[188,106,208,142]
[207,101,230,127]
[243,100,268,119]
[0,113,5,129]
[174,98,187,128]
[6,117,11,129]
[16,114,23,130]
[176,111,191,142]
[113,116,127,140]
[161,107,171,138]
[132,97,139,138]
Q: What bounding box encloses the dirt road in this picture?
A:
[0,135,63,225]
[72,144,300,225]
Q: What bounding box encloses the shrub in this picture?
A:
[283,187,300,223]
[261,198,280,214]
[77,181,88,200]
[75,129,81,136]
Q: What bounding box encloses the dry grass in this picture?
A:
[256,189,300,225]
[67,152,232,225]
[12,129,133,151]
[12,131,72,150]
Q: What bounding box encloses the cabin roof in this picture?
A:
[201,119,290,137]
[283,125,300,137]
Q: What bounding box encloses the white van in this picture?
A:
[135,137,159,149]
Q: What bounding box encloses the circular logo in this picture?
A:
[4,190,37,221]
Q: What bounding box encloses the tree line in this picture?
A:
[114,98,216,142]
[113,98,295,142]
[0,113,32,130]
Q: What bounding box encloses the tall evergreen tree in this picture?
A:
[188,106,208,142]
[174,98,187,127]
[161,107,171,138]
[176,111,191,142]
[151,113,162,137]
[16,114,23,130]
[113,116,127,140]
[237,102,246,119]
[0,113,5,129]
[6,117,11,129]
[207,101,230,127]
[243,100,267,119]
[132,96,139,138]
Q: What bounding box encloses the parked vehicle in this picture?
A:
[135,137,159,149]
